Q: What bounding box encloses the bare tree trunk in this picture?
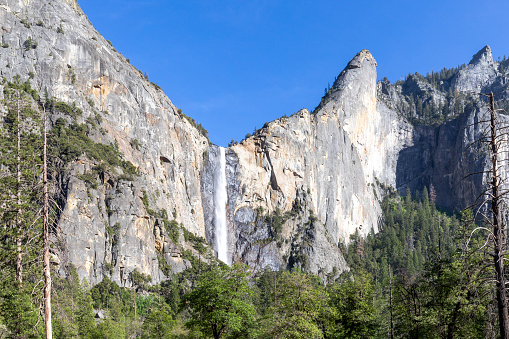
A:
[488,92,509,339]
[389,270,394,339]
[133,286,137,319]
[15,91,22,285]
[42,103,53,338]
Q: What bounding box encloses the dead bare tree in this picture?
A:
[466,91,509,338]
[486,91,509,338]
[42,102,52,339]
[15,89,23,285]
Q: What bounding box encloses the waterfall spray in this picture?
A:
[214,147,229,264]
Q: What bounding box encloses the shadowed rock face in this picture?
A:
[2,0,508,284]
[393,46,509,214]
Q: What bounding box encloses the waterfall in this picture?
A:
[214,147,229,264]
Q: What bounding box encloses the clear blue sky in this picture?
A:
[80,0,509,147]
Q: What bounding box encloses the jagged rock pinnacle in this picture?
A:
[453,45,497,93]
[332,49,377,90]
[347,49,377,69]
[469,45,493,65]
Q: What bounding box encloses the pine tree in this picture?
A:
[0,79,45,337]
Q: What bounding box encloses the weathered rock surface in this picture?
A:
[2,0,509,285]
[453,45,499,93]
[210,50,412,277]
[0,0,208,285]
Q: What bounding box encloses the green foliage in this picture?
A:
[326,272,380,338]
[86,115,97,129]
[156,252,173,278]
[253,269,278,317]
[136,294,158,317]
[163,219,180,243]
[343,192,490,338]
[141,191,158,217]
[86,97,95,107]
[51,265,178,338]
[263,269,328,339]
[20,18,30,28]
[151,82,162,91]
[0,284,43,338]
[259,203,304,241]
[3,76,39,100]
[24,36,38,50]
[345,188,459,280]
[130,270,152,291]
[57,24,64,34]
[159,278,181,317]
[68,67,76,84]
[54,100,82,119]
[185,263,255,339]
[53,266,96,339]
[94,319,126,339]
[104,262,114,276]
[0,82,45,337]
[50,119,137,179]
[177,108,208,139]
[90,277,129,312]
[78,167,101,189]
[141,307,175,339]
[267,207,284,238]
[182,228,207,254]
[387,65,476,127]
[313,84,335,113]
[130,138,141,151]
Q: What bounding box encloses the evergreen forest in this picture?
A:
[0,77,506,339]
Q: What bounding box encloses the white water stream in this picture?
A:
[214,147,229,264]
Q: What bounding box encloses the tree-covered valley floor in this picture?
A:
[1,187,495,338]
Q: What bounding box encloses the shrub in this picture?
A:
[177,109,208,139]
[24,37,37,50]
[130,138,141,151]
[20,18,30,28]
[54,101,82,119]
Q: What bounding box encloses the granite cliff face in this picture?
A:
[0,0,208,285]
[1,0,508,285]
[202,45,509,279]
[205,50,412,279]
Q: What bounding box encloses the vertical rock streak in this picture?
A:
[214,147,229,264]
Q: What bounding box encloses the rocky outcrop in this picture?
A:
[453,45,499,93]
